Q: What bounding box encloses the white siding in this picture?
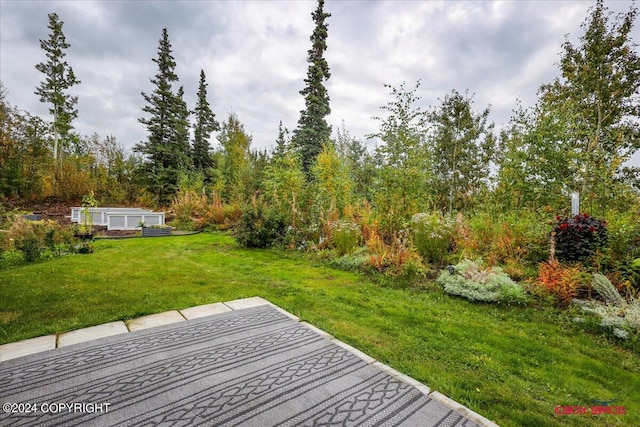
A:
[108,216,126,230]
[106,212,165,230]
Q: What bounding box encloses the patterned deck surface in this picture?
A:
[0,305,478,426]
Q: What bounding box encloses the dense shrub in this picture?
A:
[5,217,77,262]
[409,212,456,266]
[312,143,354,218]
[455,210,549,267]
[365,231,424,280]
[0,233,6,260]
[436,259,529,304]
[535,260,588,305]
[172,190,241,231]
[330,220,361,256]
[596,210,640,291]
[355,202,384,249]
[78,242,94,254]
[552,213,607,262]
[263,152,308,229]
[172,189,211,230]
[235,198,286,248]
[0,218,9,259]
[44,229,56,253]
[43,223,75,255]
[606,209,640,257]
[15,234,42,262]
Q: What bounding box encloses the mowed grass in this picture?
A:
[1,233,638,426]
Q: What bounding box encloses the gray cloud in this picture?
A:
[1,0,638,164]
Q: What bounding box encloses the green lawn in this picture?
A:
[1,233,638,426]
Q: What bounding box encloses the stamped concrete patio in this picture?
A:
[0,297,498,426]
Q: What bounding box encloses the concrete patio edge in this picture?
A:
[0,296,500,427]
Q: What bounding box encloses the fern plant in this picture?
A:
[535,260,586,306]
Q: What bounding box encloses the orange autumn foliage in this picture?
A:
[535,260,586,306]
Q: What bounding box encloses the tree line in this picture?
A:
[1,0,638,222]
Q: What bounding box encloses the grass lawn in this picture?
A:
[1,232,638,426]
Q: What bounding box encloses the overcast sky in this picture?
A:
[1,0,639,163]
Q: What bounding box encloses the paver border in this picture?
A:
[0,335,56,362]
[0,296,499,427]
[57,321,128,347]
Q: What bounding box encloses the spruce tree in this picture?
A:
[292,0,332,174]
[135,28,189,205]
[273,120,289,159]
[34,12,80,161]
[192,70,219,174]
[173,85,191,172]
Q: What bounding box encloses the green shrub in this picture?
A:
[606,209,640,256]
[15,234,42,262]
[6,217,78,261]
[437,259,529,304]
[331,220,361,256]
[0,230,8,260]
[235,199,286,248]
[409,212,455,266]
[60,227,77,254]
[44,229,57,253]
[456,209,549,267]
[597,210,640,291]
[8,218,44,262]
[552,213,608,262]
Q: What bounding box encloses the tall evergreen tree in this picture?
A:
[135,28,189,205]
[34,12,80,161]
[273,120,289,159]
[192,70,219,174]
[173,85,191,171]
[292,0,332,174]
